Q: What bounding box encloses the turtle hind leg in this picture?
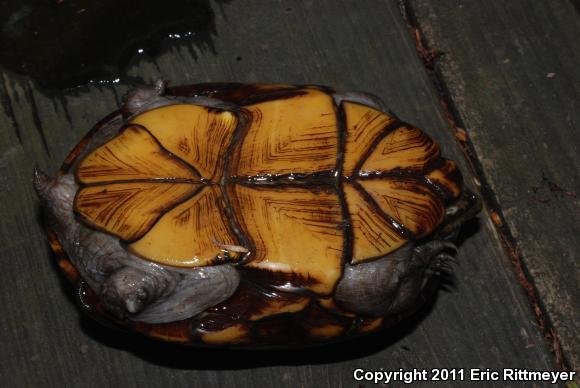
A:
[334,240,458,317]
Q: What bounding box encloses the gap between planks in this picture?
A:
[396,0,570,373]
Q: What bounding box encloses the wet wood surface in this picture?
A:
[410,0,580,374]
[0,0,572,386]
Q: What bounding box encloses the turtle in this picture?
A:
[34,81,481,347]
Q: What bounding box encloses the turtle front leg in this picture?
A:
[123,80,237,119]
[123,79,167,117]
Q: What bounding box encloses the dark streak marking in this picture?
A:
[75,123,203,184]
[230,183,337,197]
[231,181,336,192]
[354,156,462,204]
[229,171,335,186]
[74,183,205,245]
[205,280,308,322]
[422,176,453,203]
[167,83,304,106]
[357,169,425,179]
[49,96,59,117]
[239,89,308,107]
[297,84,336,94]
[239,268,322,297]
[221,108,254,261]
[56,92,74,132]
[76,177,209,188]
[25,82,51,155]
[422,156,445,173]
[423,159,462,203]
[129,124,203,179]
[177,137,191,154]
[335,101,353,277]
[352,120,406,175]
[356,168,453,203]
[111,87,122,107]
[350,180,414,240]
[122,184,206,245]
[0,77,23,145]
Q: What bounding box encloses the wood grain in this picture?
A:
[411,0,580,373]
[0,0,562,387]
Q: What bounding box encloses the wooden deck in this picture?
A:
[0,1,577,387]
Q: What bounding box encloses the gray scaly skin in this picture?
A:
[335,241,458,316]
[34,82,241,324]
[330,91,470,317]
[34,82,476,325]
[34,170,241,324]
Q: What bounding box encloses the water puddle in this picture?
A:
[0,0,226,88]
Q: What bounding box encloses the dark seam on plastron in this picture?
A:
[356,169,453,205]
[130,124,204,178]
[74,123,203,185]
[76,178,208,187]
[73,183,205,245]
[228,171,335,187]
[238,89,307,106]
[221,108,254,258]
[349,180,414,240]
[352,120,407,174]
[335,101,353,280]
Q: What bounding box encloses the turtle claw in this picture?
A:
[412,240,458,267]
[434,252,458,267]
[440,241,458,254]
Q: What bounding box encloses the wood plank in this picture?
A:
[0,0,560,387]
[410,0,580,374]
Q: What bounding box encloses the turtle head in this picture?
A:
[99,265,177,320]
[100,267,152,318]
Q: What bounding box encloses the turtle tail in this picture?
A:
[33,167,56,202]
